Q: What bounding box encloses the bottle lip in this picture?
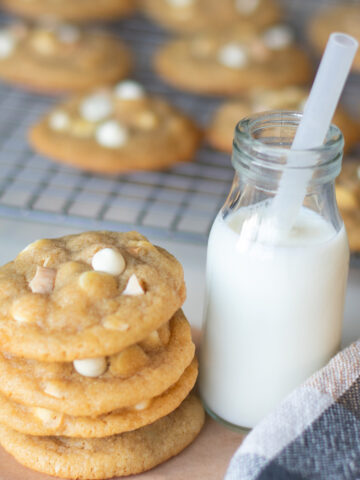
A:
[233,110,344,172]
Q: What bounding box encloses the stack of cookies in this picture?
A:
[0,230,204,479]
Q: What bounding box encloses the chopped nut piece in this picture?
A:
[109,345,149,377]
[43,381,64,399]
[33,407,63,428]
[11,294,48,323]
[122,274,144,296]
[133,399,151,411]
[29,266,56,294]
[78,271,118,298]
[136,111,159,130]
[139,330,163,350]
[103,316,130,331]
[70,118,96,138]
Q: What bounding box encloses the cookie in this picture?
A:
[0,310,194,416]
[0,357,198,438]
[335,160,360,252]
[1,0,136,23]
[0,231,186,361]
[155,24,312,95]
[0,394,205,479]
[0,22,132,93]
[208,87,360,153]
[29,80,202,172]
[308,5,360,72]
[142,0,282,34]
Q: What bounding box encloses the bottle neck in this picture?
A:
[232,111,343,194]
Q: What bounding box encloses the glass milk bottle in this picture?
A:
[199,111,349,431]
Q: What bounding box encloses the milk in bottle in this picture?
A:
[199,112,349,430]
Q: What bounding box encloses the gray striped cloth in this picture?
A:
[225,340,360,480]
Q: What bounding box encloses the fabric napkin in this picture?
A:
[225,340,360,479]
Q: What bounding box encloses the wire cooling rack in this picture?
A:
[0,2,358,244]
[0,13,235,244]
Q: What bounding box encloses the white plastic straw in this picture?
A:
[270,33,358,234]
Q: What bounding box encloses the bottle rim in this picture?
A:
[233,110,344,173]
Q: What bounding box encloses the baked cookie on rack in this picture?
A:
[308,5,360,72]
[335,159,360,252]
[155,24,312,95]
[142,0,282,34]
[0,394,205,480]
[208,87,360,153]
[29,80,202,172]
[1,0,136,23]
[0,22,132,93]
[0,230,186,361]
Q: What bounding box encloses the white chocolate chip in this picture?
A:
[92,248,126,276]
[133,399,151,411]
[80,92,113,123]
[33,407,63,427]
[95,121,128,149]
[262,25,294,50]
[122,274,144,296]
[166,0,193,7]
[235,0,260,15]
[49,110,70,131]
[56,24,80,44]
[0,30,16,59]
[114,80,145,100]
[29,266,56,294]
[218,43,248,69]
[73,357,107,378]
